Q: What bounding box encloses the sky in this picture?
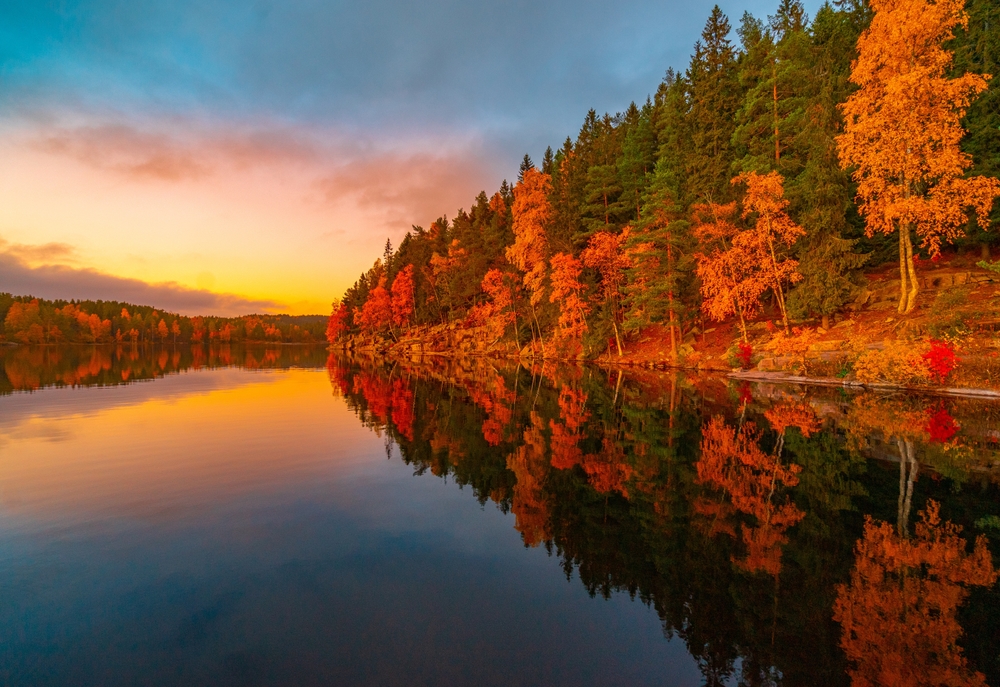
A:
[1,0,820,316]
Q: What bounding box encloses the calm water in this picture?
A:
[1,345,999,686]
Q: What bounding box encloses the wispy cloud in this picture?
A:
[314,145,497,230]
[27,120,499,229]
[32,125,213,182]
[0,237,79,264]
[0,241,283,316]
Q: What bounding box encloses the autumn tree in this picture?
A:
[507,412,551,547]
[733,171,805,333]
[549,252,588,353]
[507,167,552,353]
[838,0,1000,314]
[390,265,415,332]
[693,202,763,341]
[428,240,467,321]
[581,230,630,356]
[471,268,521,345]
[326,300,350,343]
[355,276,393,337]
[696,416,804,575]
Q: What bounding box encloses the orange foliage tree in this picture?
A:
[582,436,635,498]
[507,168,552,353]
[581,230,631,356]
[507,411,551,547]
[472,268,521,345]
[837,0,1000,314]
[325,300,350,343]
[732,171,804,334]
[833,501,997,687]
[549,252,588,353]
[191,316,206,343]
[549,384,589,470]
[428,240,467,319]
[390,265,416,332]
[355,276,393,338]
[693,202,763,341]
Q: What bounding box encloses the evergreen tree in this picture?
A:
[541,146,555,175]
[685,6,741,203]
[652,69,690,205]
[518,154,535,182]
[623,186,694,354]
[616,100,657,223]
[787,2,869,325]
[953,0,1000,256]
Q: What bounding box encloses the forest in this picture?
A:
[331,0,1000,361]
[0,292,327,345]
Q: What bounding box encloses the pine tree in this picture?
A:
[624,187,693,354]
[732,3,812,179]
[652,69,690,205]
[787,2,869,324]
[952,0,1000,256]
[686,6,741,203]
[541,146,555,175]
[616,100,657,223]
[518,154,535,183]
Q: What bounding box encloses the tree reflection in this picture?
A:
[507,411,550,547]
[834,501,997,687]
[696,416,805,575]
[1,343,329,395]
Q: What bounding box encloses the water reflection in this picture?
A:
[328,352,1000,686]
[1,345,998,686]
[0,343,330,395]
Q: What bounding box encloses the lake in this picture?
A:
[1,344,998,686]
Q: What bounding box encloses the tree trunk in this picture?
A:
[611,319,623,357]
[734,298,748,343]
[766,232,790,334]
[897,438,918,536]
[530,305,545,359]
[897,228,909,314]
[772,60,780,164]
[667,241,677,358]
[983,243,991,260]
[821,314,830,331]
[903,225,919,314]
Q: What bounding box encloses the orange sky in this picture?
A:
[0,123,495,315]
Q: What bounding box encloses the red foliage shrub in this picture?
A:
[922,339,957,384]
[736,342,753,370]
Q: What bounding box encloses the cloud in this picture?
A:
[32,125,213,182]
[0,248,283,317]
[0,237,78,264]
[27,120,501,231]
[315,145,499,231]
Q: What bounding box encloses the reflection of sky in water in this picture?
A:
[0,368,700,686]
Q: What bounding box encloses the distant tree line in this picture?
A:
[0,293,326,345]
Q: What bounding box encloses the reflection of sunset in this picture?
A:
[0,370,368,523]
